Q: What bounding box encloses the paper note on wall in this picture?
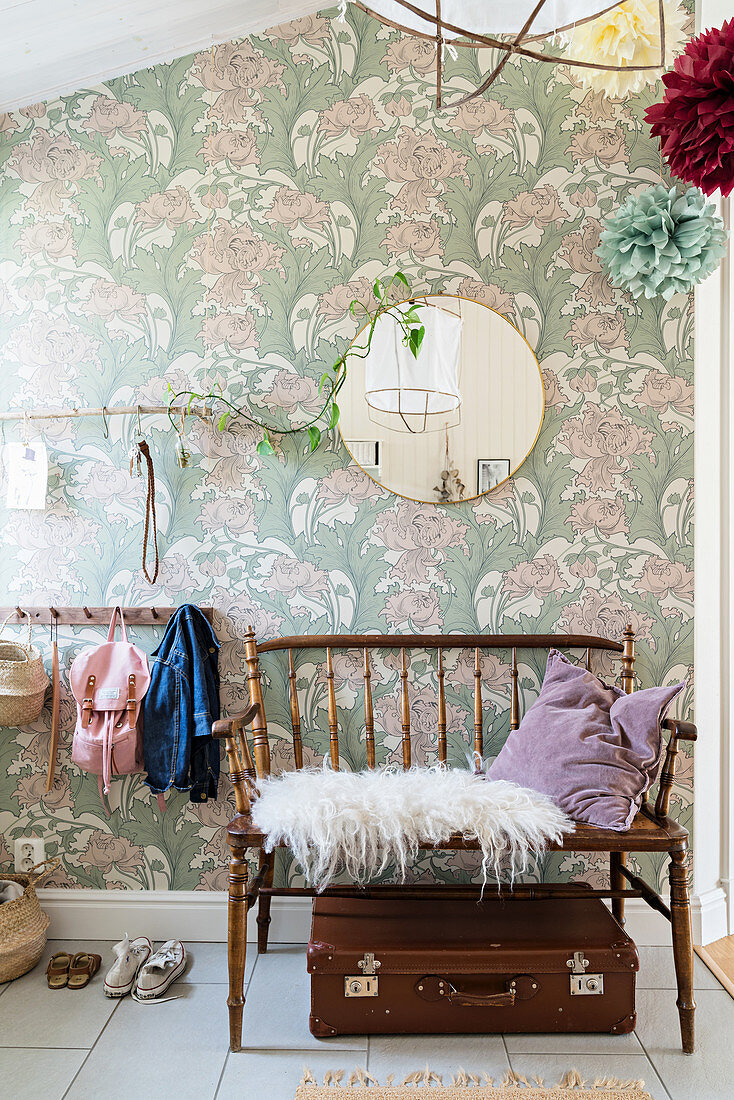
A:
[5,441,48,510]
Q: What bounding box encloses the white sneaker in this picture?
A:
[103,934,152,999]
[132,940,186,1002]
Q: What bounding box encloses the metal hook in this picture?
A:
[49,607,58,644]
[82,606,93,619]
[102,406,110,440]
[150,607,159,620]
[137,406,143,437]
[15,606,25,619]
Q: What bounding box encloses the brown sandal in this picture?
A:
[68,952,102,990]
[46,952,72,989]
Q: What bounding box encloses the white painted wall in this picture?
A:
[693,0,733,946]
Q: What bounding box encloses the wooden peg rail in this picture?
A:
[0,606,214,626]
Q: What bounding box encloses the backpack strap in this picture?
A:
[102,712,114,795]
[82,675,96,727]
[115,673,136,730]
[106,606,129,643]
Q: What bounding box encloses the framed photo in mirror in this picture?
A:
[477,459,510,495]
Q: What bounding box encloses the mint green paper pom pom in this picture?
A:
[596,183,728,301]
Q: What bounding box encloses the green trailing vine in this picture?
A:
[167,272,425,456]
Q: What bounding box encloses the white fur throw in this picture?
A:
[251,765,572,889]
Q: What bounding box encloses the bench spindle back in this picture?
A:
[437,648,447,765]
[364,647,375,769]
[247,631,632,777]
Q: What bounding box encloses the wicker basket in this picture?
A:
[0,857,59,982]
[0,614,49,727]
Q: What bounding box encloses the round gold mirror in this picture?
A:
[338,294,544,504]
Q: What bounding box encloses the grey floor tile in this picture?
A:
[65,983,228,1100]
[638,947,723,991]
[217,1050,349,1100]
[367,1035,509,1083]
[178,940,257,986]
[0,945,117,1048]
[241,945,366,1051]
[636,988,734,1100]
[504,1031,642,1055]
[506,1054,669,1100]
[0,1048,88,1100]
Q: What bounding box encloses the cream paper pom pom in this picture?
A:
[563,0,688,98]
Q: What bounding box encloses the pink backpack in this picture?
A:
[70,607,151,796]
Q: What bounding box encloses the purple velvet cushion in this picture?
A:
[488,650,684,831]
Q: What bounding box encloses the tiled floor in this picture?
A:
[0,941,731,1099]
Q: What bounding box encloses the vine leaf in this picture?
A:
[408,325,425,358]
[307,425,322,451]
[218,412,230,431]
[328,402,340,430]
[257,436,275,456]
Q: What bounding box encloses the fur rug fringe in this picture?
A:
[252,765,571,888]
[296,1066,651,1095]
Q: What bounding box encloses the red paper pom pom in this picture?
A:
[645,20,734,197]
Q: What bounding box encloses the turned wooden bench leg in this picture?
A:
[669,844,696,1054]
[257,850,276,954]
[610,851,627,927]
[227,846,249,1052]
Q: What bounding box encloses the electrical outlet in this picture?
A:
[14,837,45,873]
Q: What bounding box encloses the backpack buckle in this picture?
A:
[83,675,96,726]
[122,673,136,728]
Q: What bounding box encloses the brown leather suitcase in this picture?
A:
[308,895,638,1038]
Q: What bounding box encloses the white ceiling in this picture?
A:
[0,0,321,112]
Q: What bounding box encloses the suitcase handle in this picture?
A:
[446,986,515,1008]
[415,975,517,1008]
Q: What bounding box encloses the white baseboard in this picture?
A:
[38,888,313,943]
[38,888,722,947]
[694,886,728,945]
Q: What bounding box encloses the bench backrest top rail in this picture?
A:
[256,633,625,655]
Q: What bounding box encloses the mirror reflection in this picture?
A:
[339,294,544,504]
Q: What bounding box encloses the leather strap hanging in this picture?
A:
[45,618,60,793]
[138,439,159,585]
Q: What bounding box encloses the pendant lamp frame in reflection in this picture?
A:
[365,299,463,435]
[350,0,671,106]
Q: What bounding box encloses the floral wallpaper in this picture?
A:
[0,6,693,894]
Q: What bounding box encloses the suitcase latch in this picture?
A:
[345,952,381,997]
[567,950,604,996]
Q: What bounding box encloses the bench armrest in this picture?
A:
[655,716,697,820]
[662,717,697,742]
[212,704,261,815]
[212,702,261,739]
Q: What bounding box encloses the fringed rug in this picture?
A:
[295,1068,652,1100]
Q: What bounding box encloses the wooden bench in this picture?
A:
[213,627,696,1054]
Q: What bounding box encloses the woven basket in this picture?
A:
[0,614,49,727]
[0,857,58,982]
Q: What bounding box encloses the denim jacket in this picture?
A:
[142,604,220,802]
